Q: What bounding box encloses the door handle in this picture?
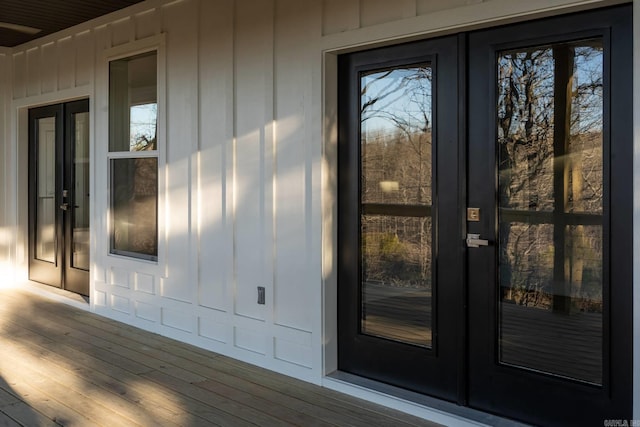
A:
[466,233,489,248]
[60,203,69,211]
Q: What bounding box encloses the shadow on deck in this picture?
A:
[0,288,439,427]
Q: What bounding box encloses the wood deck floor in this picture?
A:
[0,288,440,427]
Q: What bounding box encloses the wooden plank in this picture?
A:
[0,410,21,427]
[0,372,97,426]
[0,401,57,427]
[0,344,139,427]
[194,378,332,426]
[140,370,279,426]
[0,298,255,424]
[0,326,201,427]
[0,388,19,407]
[0,290,438,426]
[0,300,206,385]
[23,293,432,425]
[0,323,226,426]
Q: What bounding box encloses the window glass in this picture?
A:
[111,158,158,259]
[109,51,157,152]
[109,50,159,261]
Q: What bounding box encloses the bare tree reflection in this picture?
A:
[498,39,605,384]
[498,41,604,315]
[359,66,434,346]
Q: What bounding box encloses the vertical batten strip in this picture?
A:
[190,0,202,308]
[233,0,272,326]
[265,0,277,359]
[633,0,640,418]
[231,0,239,335]
[307,0,324,376]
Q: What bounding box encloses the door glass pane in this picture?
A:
[36,116,56,263]
[360,65,433,347]
[497,39,603,384]
[72,112,90,270]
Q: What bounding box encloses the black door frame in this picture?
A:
[337,4,632,425]
[337,35,464,401]
[28,99,90,297]
[467,6,632,425]
[28,104,64,288]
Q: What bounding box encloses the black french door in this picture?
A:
[338,5,632,425]
[29,99,90,296]
[466,7,632,425]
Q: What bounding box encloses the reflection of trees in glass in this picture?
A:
[362,216,432,288]
[360,66,433,288]
[498,41,604,312]
[112,158,158,258]
[130,103,157,151]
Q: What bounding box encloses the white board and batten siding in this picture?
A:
[9,0,321,382]
[4,0,635,407]
[0,49,11,280]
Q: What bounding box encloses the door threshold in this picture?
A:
[325,371,530,427]
[19,280,89,311]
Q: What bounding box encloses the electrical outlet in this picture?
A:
[257,286,265,304]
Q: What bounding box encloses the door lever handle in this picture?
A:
[59,203,69,211]
[466,233,489,248]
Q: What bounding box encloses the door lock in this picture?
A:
[466,233,489,248]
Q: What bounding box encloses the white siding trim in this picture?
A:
[321,50,338,376]
[320,0,626,52]
[633,0,639,418]
[322,377,487,426]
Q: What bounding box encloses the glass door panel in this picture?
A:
[72,111,90,271]
[35,117,57,263]
[497,40,604,384]
[63,99,90,296]
[360,65,433,348]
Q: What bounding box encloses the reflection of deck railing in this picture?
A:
[362,282,432,348]
[500,302,602,385]
[362,203,431,217]
[500,208,601,226]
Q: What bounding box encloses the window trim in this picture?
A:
[103,34,166,265]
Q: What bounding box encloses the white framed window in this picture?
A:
[107,49,159,262]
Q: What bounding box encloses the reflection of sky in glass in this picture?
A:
[571,45,603,134]
[130,103,157,150]
[361,66,432,139]
[497,41,603,137]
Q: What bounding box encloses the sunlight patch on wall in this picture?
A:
[0,227,15,287]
